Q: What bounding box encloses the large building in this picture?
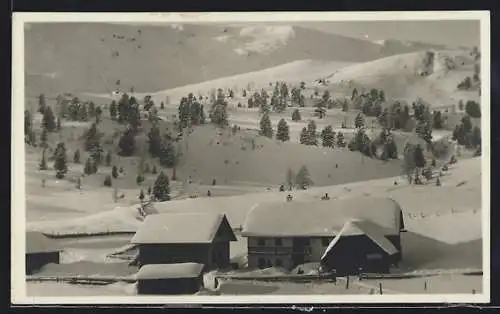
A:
[26,231,61,275]
[241,196,405,274]
[130,212,237,270]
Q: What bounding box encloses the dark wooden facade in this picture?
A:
[137,241,230,270]
[321,235,394,275]
[26,251,60,275]
[137,276,203,295]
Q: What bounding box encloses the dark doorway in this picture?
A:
[258,258,266,269]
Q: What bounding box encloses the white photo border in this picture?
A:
[11,10,491,305]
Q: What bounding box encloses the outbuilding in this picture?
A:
[136,262,205,295]
[26,231,61,275]
[131,212,237,270]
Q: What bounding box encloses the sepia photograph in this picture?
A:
[11,11,490,304]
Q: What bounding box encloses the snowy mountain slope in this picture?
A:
[25,23,447,97]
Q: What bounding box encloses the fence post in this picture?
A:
[424,280,428,291]
[379,282,383,295]
[345,276,350,289]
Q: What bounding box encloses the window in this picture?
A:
[275,238,283,246]
[275,259,283,267]
[257,238,265,246]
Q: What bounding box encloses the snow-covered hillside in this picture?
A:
[28,157,482,246]
[325,49,479,106]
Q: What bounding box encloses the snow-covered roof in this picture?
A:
[241,196,402,237]
[136,263,205,280]
[26,231,62,254]
[320,220,398,261]
[130,212,236,244]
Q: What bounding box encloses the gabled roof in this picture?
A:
[241,196,402,237]
[26,231,62,254]
[136,263,205,280]
[351,220,399,255]
[130,212,237,244]
[321,219,398,262]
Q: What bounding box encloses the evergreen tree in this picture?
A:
[465,100,481,118]
[159,138,177,168]
[210,96,229,127]
[56,117,61,131]
[128,104,142,132]
[472,126,482,148]
[24,110,32,143]
[305,120,318,146]
[105,151,112,167]
[295,165,313,189]
[342,100,349,112]
[242,89,247,97]
[433,111,443,129]
[95,106,102,123]
[178,97,191,129]
[147,185,152,195]
[414,144,427,169]
[378,90,386,102]
[42,106,57,132]
[299,127,308,145]
[118,128,136,156]
[276,118,290,142]
[73,149,81,164]
[53,142,68,179]
[259,113,273,138]
[117,93,130,123]
[38,93,46,114]
[136,174,144,185]
[152,165,158,174]
[147,123,162,157]
[461,115,473,134]
[39,149,48,170]
[291,109,301,122]
[103,175,112,187]
[139,189,145,201]
[153,171,171,202]
[314,98,327,119]
[383,135,399,160]
[286,168,295,190]
[351,88,358,100]
[112,165,119,178]
[336,131,346,147]
[160,101,165,110]
[354,112,365,129]
[78,103,88,121]
[84,123,101,152]
[321,125,335,148]
[40,129,48,148]
[109,101,118,120]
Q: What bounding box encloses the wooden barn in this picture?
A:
[320,220,399,275]
[130,213,237,270]
[26,231,61,275]
[136,263,205,295]
[241,196,405,274]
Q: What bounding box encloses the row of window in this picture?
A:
[256,238,333,247]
